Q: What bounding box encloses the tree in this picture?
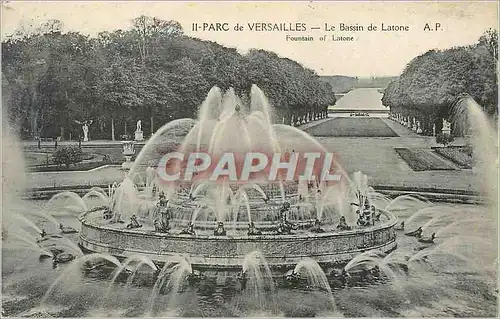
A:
[382,29,498,135]
[99,59,140,140]
[478,28,498,62]
[3,16,336,139]
[53,146,83,168]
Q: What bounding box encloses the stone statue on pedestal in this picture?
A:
[135,120,144,141]
[416,121,422,134]
[75,120,93,142]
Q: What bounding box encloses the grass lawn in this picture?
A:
[23,140,182,172]
[27,161,116,172]
[24,152,53,166]
[433,146,474,169]
[395,148,457,171]
[24,150,96,166]
[24,148,110,172]
[305,118,399,137]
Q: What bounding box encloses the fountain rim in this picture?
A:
[78,209,398,241]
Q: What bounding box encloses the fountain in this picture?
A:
[78,85,398,277]
[2,87,498,317]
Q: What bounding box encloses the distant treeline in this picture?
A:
[319,75,397,93]
[2,17,334,140]
[382,29,498,135]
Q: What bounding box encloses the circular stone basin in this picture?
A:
[79,209,398,273]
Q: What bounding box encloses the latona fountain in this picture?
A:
[78,85,398,279]
[3,86,497,317]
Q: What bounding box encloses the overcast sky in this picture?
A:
[2,1,498,77]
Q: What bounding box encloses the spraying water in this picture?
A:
[241,251,276,311]
[294,258,336,311]
[45,192,88,215]
[450,94,498,216]
[146,255,192,316]
[41,254,122,306]
[102,255,158,307]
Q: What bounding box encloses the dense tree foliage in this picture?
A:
[382,29,498,136]
[3,17,334,140]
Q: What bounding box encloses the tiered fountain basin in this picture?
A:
[78,209,397,274]
[77,85,400,279]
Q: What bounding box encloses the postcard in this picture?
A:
[1,1,498,317]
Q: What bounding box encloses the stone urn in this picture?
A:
[121,141,136,170]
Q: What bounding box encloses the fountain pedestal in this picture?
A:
[135,130,144,141]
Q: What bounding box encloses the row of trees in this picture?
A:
[382,29,498,136]
[2,17,335,140]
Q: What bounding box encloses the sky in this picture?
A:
[1,1,498,77]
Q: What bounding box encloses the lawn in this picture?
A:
[27,161,113,172]
[305,118,399,137]
[24,148,112,172]
[433,146,474,169]
[24,152,53,166]
[23,140,182,172]
[395,148,457,171]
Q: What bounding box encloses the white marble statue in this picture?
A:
[75,120,93,142]
[82,124,89,141]
[136,120,142,132]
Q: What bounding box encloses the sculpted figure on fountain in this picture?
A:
[154,192,171,233]
[126,214,142,229]
[59,223,77,234]
[405,226,423,238]
[237,270,248,290]
[310,218,325,233]
[180,222,196,236]
[277,201,290,222]
[247,221,262,235]
[214,222,227,236]
[276,202,298,235]
[103,207,113,220]
[353,192,377,227]
[187,269,205,287]
[153,219,162,232]
[336,216,352,231]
